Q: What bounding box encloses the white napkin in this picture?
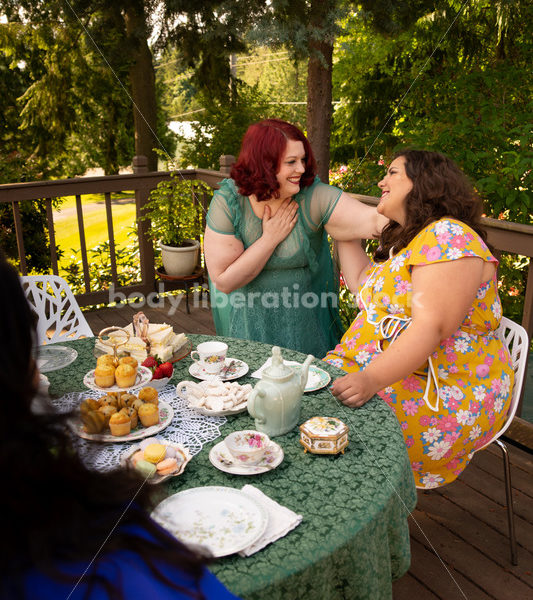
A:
[239,484,302,556]
[251,357,302,379]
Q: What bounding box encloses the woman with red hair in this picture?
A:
[204,119,383,357]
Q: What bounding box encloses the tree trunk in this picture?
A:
[124,1,158,172]
[306,0,335,184]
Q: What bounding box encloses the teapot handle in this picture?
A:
[247,387,267,424]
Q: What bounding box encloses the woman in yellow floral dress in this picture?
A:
[324,150,514,488]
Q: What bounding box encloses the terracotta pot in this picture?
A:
[159,239,200,277]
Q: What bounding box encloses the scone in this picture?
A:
[115,364,137,388]
[119,356,138,370]
[109,411,131,436]
[138,403,159,427]
[94,365,115,388]
[138,386,158,406]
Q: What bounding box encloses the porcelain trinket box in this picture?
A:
[299,416,349,455]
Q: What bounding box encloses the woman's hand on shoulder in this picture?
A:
[330,370,378,408]
[261,199,299,246]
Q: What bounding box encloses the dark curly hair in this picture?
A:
[374,150,487,262]
[0,252,208,599]
[230,118,317,202]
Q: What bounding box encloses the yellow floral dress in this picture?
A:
[324,218,514,488]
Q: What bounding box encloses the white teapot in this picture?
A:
[247,346,314,437]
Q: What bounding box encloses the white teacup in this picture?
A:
[190,341,228,375]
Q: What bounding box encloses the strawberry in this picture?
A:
[142,356,157,369]
[152,365,165,380]
[159,362,173,378]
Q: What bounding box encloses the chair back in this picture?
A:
[21,275,93,344]
[480,316,529,448]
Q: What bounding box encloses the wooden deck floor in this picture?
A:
[83,292,533,599]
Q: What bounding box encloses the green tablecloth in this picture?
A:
[47,334,417,600]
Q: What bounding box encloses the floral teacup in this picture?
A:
[224,430,270,465]
[190,341,228,375]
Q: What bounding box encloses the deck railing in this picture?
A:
[1,155,531,334]
[0,155,231,307]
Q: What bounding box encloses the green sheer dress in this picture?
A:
[206,177,344,357]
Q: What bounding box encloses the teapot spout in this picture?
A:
[300,354,314,390]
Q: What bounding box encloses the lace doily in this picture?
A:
[51,385,227,471]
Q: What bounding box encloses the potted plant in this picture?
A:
[141,171,210,278]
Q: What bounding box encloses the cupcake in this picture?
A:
[98,404,117,426]
[81,410,106,434]
[80,398,100,416]
[138,386,158,406]
[97,354,119,368]
[109,411,131,437]
[130,398,144,412]
[98,394,118,408]
[94,365,115,388]
[117,393,137,409]
[115,364,137,388]
[120,406,138,429]
[138,403,159,427]
[119,356,138,370]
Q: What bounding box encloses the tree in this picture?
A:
[331,0,532,223]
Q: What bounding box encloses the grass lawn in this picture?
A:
[54,193,138,270]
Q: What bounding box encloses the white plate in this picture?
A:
[75,399,173,442]
[83,365,153,392]
[151,486,268,557]
[120,441,192,484]
[290,364,331,392]
[209,440,284,475]
[34,345,78,372]
[188,358,249,381]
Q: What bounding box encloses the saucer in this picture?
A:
[189,358,249,381]
[303,365,331,392]
[209,440,284,475]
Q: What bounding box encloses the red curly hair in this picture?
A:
[230,119,317,202]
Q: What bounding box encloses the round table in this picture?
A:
[48,334,417,600]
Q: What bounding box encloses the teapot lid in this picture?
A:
[264,346,293,378]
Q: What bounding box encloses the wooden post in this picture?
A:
[219,155,235,175]
[133,155,155,296]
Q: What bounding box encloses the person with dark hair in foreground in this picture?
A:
[325,150,514,489]
[0,252,239,599]
[204,118,384,358]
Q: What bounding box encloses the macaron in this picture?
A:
[143,443,166,464]
[135,460,157,478]
[130,450,145,467]
[156,458,178,476]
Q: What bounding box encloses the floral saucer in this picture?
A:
[209,440,284,475]
[188,357,249,381]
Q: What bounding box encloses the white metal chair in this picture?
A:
[21,275,94,344]
[474,316,529,565]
